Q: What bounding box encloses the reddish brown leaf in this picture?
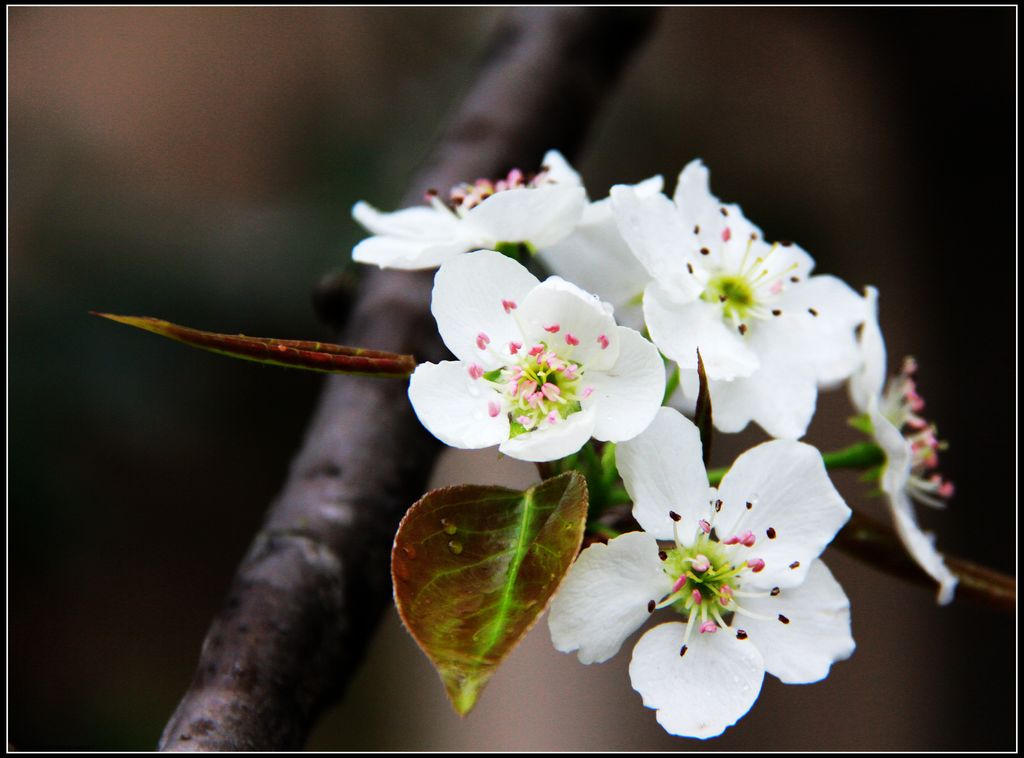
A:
[392,472,588,715]
[91,312,416,377]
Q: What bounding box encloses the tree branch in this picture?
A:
[158,8,659,751]
[834,511,1015,613]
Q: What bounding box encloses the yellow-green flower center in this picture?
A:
[702,274,756,321]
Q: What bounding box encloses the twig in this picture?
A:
[834,511,1015,613]
[158,8,659,751]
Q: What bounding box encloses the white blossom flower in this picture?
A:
[610,159,865,439]
[351,150,586,270]
[548,407,855,739]
[538,175,664,331]
[408,250,665,462]
[849,286,957,604]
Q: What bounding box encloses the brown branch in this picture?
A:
[158,8,660,751]
[834,511,1015,613]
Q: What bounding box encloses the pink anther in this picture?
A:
[468,364,484,380]
[476,332,491,350]
[565,333,580,346]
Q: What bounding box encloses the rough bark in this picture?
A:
[159,8,659,751]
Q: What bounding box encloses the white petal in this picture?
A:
[352,236,469,270]
[672,160,765,272]
[610,184,705,301]
[498,404,597,462]
[715,440,851,589]
[629,621,765,740]
[539,149,585,189]
[644,284,759,380]
[407,361,509,450]
[702,358,818,439]
[872,405,958,604]
[461,184,586,248]
[586,326,665,442]
[848,286,887,413]
[735,559,855,684]
[516,276,620,369]
[616,407,713,543]
[351,201,459,239]
[431,249,540,364]
[548,531,673,664]
[766,274,866,387]
[538,198,651,329]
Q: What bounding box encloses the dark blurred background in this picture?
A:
[9,7,1015,750]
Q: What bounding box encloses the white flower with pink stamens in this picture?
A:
[351,150,586,270]
[548,408,855,739]
[849,286,957,604]
[610,159,865,439]
[408,250,665,462]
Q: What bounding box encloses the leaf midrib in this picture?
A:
[474,488,537,659]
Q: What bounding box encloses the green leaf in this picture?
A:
[694,348,713,468]
[392,471,588,716]
[90,312,416,377]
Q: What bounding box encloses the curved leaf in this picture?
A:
[694,348,713,467]
[392,471,588,715]
[91,312,416,376]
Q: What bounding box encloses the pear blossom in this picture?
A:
[610,160,865,439]
[408,249,665,462]
[351,150,586,270]
[538,174,664,331]
[849,286,957,604]
[548,408,854,739]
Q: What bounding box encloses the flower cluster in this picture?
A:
[350,152,957,739]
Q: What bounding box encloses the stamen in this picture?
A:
[468,364,484,380]
[487,401,500,418]
[564,333,579,346]
[778,614,790,624]
[544,324,561,333]
[690,554,710,573]
[597,334,609,350]
[766,527,777,539]
[699,621,718,634]
[476,332,491,350]
[647,599,656,614]
[508,341,522,355]
[747,558,765,573]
